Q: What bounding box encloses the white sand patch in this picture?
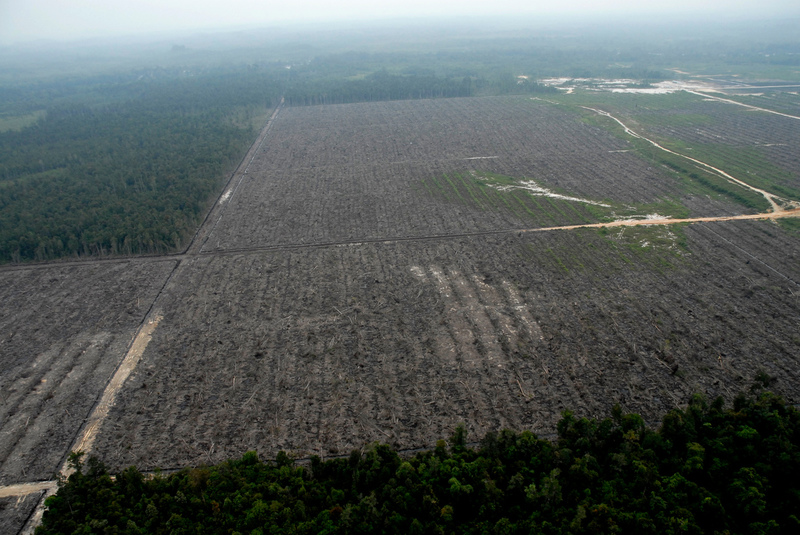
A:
[610,81,683,94]
[409,266,426,280]
[614,213,671,223]
[537,77,746,95]
[486,179,611,207]
[540,77,574,85]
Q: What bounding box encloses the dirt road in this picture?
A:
[581,106,797,214]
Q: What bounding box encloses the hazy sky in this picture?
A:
[1,0,798,45]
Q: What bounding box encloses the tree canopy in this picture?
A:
[37,391,800,534]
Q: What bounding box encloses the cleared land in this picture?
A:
[93,96,800,469]
[92,221,800,471]
[0,261,177,485]
[2,94,800,531]
[199,97,751,253]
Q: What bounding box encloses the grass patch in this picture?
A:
[778,217,800,235]
[535,91,794,212]
[420,168,701,232]
[592,118,772,212]
[0,110,45,132]
[663,142,800,201]
[601,223,690,270]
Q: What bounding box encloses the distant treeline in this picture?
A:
[284,70,557,106]
[0,69,283,262]
[37,389,800,534]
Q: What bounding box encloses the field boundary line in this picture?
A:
[66,315,163,465]
[4,211,799,275]
[0,255,177,274]
[191,208,800,257]
[17,256,179,534]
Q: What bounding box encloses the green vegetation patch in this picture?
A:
[0,69,283,263]
[778,217,800,235]
[579,111,773,212]
[663,141,800,201]
[546,92,797,212]
[0,110,45,132]
[420,171,615,228]
[599,223,690,271]
[38,391,800,534]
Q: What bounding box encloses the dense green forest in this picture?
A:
[0,68,284,262]
[37,390,800,534]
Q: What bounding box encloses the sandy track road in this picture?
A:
[6,205,799,280]
[173,207,800,259]
[193,99,285,255]
[65,315,163,471]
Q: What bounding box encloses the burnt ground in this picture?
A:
[2,94,800,530]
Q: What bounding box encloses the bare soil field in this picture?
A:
[92,219,800,471]
[0,260,176,485]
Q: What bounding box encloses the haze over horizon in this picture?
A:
[2,0,799,46]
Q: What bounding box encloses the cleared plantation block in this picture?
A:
[5,94,800,506]
[202,97,705,251]
[0,260,176,484]
[92,221,800,472]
